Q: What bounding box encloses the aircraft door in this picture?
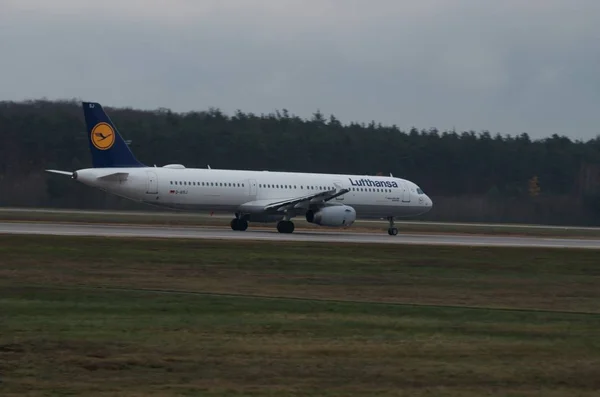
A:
[333,180,345,201]
[248,179,257,197]
[146,171,158,194]
[402,182,410,203]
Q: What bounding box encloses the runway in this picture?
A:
[1,221,600,249]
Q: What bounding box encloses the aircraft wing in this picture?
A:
[264,188,350,211]
[239,188,350,213]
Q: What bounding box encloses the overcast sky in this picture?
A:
[1,0,599,139]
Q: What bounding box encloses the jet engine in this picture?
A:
[305,205,356,227]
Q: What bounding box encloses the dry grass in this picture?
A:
[2,236,599,312]
[1,235,600,396]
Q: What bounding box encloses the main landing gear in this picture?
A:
[277,220,295,234]
[387,216,398,236]
[230,217,248,231]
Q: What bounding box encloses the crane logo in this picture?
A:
[91,122,115,150]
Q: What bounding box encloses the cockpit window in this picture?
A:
[416,188,424,195]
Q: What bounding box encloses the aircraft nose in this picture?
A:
[422,194,433,212]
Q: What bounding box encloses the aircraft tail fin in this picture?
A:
[82,102,145,168]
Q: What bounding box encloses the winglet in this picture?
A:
[82,102,145,168]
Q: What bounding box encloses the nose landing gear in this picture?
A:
[387,216,398,236]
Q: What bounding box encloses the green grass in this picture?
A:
[1,236,600,396]
[2,208,600,237]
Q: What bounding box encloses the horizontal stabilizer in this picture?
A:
[45,169,73,177]
[97,172,129,181]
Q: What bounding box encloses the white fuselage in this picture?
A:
[74,166,433,221]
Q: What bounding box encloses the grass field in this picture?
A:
[2,208,600,237]
[1,236,600,396]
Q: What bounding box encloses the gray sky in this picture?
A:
[1,0,600,140]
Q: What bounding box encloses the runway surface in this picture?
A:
[3,207,600,231]
[1,221,600,249]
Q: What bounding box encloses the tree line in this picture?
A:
[1,99,599,225]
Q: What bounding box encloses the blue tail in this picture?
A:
[82,102,145,168]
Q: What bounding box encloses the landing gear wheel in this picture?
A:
[277,220,295,234]
[231,218,248,231]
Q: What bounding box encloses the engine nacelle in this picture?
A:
[305,205,356,227]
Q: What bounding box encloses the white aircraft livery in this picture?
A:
[47,102,432,235]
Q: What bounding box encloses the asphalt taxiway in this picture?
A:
[1,222,600,249]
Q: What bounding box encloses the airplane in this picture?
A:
[46,102,432,235]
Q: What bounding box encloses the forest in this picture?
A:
[1,99,600,225]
